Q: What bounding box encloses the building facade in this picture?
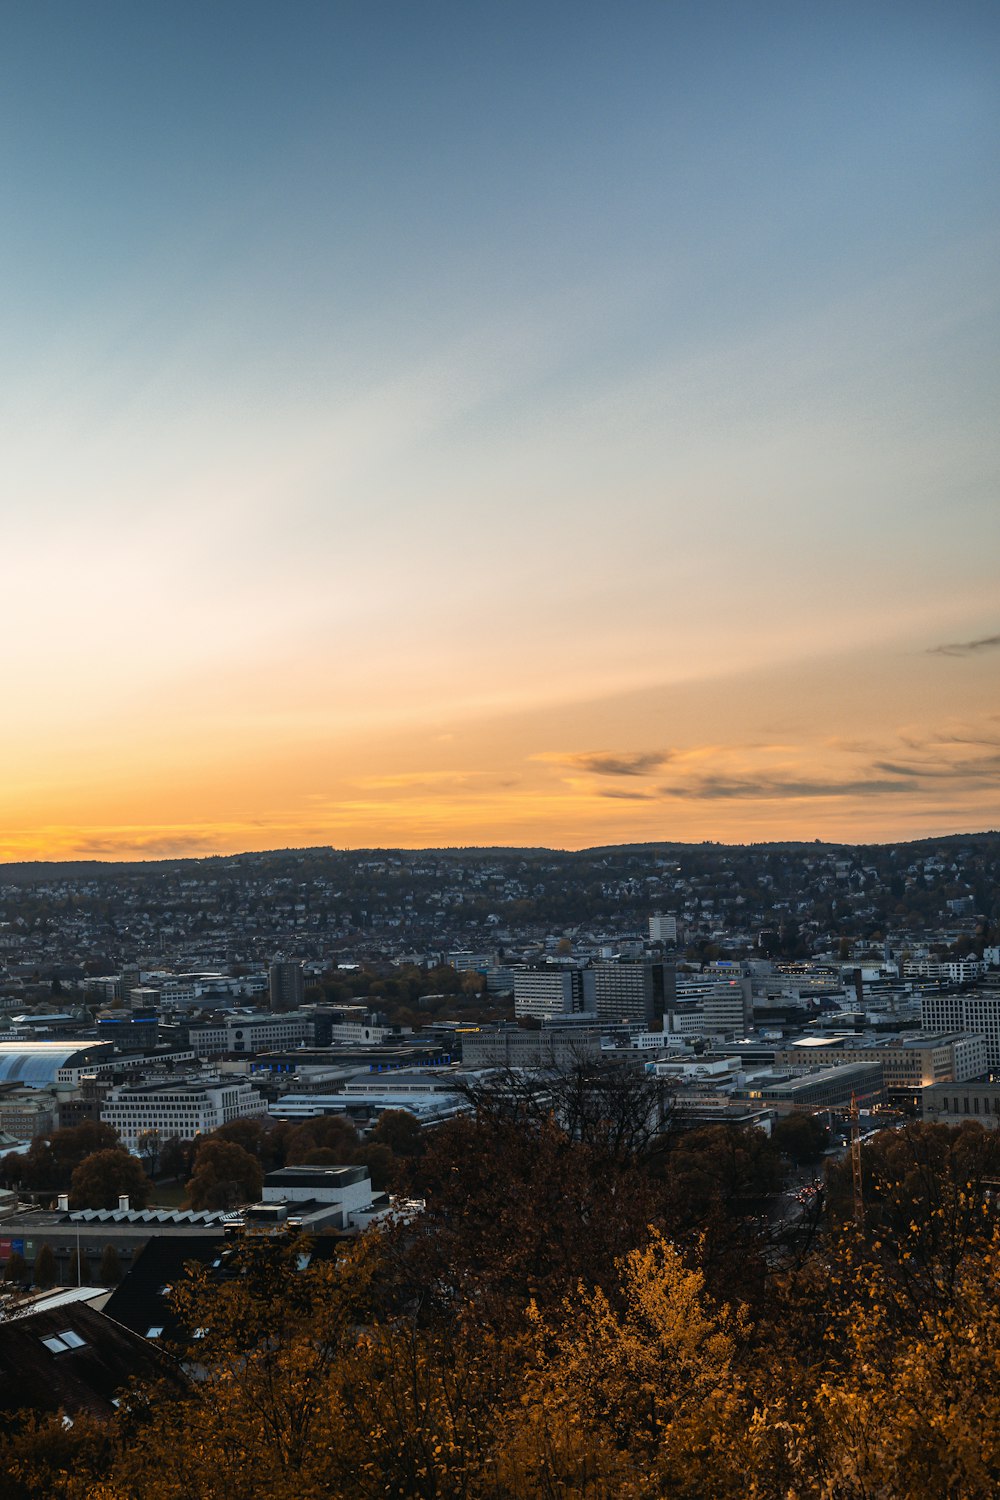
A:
[922,1080,1000,1130]
[582,962,673,1025]
[101,1076,267,1150]
[513,968,585,1020]
[269,961,305,1013]
[921,989,1000,1069]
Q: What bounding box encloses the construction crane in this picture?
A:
[849,1092,864,1229]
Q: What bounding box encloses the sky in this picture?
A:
[1,1,998,860]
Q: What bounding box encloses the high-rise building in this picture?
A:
[922,984,1000,1069]
[702,977,754,1037]
[269,960,305,1013]
[513,967,585,1020]
[582,961,675,1025]
[116,966,141,1006]
[648,914,678,945]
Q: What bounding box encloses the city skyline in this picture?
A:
[2,2,998,860]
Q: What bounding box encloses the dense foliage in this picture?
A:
[2,1109,999,1497]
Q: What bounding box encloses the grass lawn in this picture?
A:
[149,1179,188,1209]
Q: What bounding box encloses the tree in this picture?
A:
[284,1115,359,1165]
[459,1058,676,1165]
[158,1133,192,1182]
[503,1229,748,1497]
[824,1120,1000,1308]
[353,1142,395,1191]
[70,1148,150,1210]
[3,1250,26,1284]
[137,1129,161,1177]
[5,1112,1000,1499]
[205,1118,282,1168]
[772,1112,829,1166]
[649,1122,783,1224]
[186,1140,263,1211]
[33,1244,56,1289]
[14,1121,121,1195]
[390,1114,667,1333]
[98,1243,123,1285]
[369,1109,424,1160]
[299,1147,343,1167]
[66,1249,88,1286]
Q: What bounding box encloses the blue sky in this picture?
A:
[1,2,998,855]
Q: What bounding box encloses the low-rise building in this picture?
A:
[186,1011,315,1057]
[101,1076,267,1150]
[459,1023,603,1068]
[921,1079,1000,1130]
[0,1089,56,1140]
[775,1033,988,1095]
[739,1061,885,1114]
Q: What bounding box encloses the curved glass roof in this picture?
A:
[0,1043,97,1087]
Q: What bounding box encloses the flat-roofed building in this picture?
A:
[740,1061,884,1114]
[582,961,674,1026]
[775,1034,988,1093]
[185,1012,314,1057]
[513,967,585,1020]
[269,961,305,1013]
[922,1079,1000,1130]
[101,1076,266,1150]
[922,988,1000,1069]
[459,1023,603,1068]
[648,914,678,945]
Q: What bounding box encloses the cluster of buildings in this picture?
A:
[0,837,994,992]
[0,836,993,1434]
[0,832,992,1285]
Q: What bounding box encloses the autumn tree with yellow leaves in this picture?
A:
[1,1119,998,1499]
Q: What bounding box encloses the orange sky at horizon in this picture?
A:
[3,634,997,861]
[2,6,997,862]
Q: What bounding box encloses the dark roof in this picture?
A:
[104,1232,346,1344]
[103,1235,225,1343]
[265,1165,368,1189]
[0,1301,179,1419]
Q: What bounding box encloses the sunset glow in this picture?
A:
[2,2,998,859]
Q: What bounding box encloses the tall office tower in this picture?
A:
[116,966,141,1006]
[513,967,585,1021]
[702,976,754,1038]
[583,961,675,1026]
[268,960,305,1013]
[648,914,678,945]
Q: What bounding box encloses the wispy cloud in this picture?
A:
[927,633,1000,658]
[73,832,221,858]
[597,788,657,801]
[538,749,674,777]
[874,752,1000,782]
[659,776,917,801]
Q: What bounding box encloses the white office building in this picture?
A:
[648,914,678,944]
[921,990,1000,1070]
[101,1076,267,1150]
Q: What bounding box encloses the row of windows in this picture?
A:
[940,1095,1000,1116]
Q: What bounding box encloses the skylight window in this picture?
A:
[58,1329,86,1349]
[146,1326,164,1339]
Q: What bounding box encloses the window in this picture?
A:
[146,1326,164,1339]
[42,1330,87,1354]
